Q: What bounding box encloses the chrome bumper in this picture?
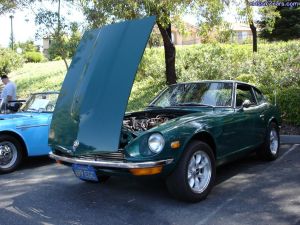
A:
[49,152,173,169]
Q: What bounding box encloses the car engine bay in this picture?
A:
[119,110,193,148]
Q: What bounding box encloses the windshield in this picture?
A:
[150,82,233,107]
[22,93,59,112]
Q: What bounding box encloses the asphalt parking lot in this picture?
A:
[0,144,299,225]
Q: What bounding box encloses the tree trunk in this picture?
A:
[249,21,257,52]
[157,23,177,85]
[62,57,69,70]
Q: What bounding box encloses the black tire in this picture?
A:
[81,174,110,183]
[166,141,216,202]
[257,122,280,161]
[0,135,24,174]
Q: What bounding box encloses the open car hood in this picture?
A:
[49,17,156,155]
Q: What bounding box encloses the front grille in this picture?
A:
[77,150,125,161]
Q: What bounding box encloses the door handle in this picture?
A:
[260,114,264,119]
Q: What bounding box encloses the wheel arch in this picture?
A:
[188,131,217,159]
[268,117,279,127]
[0,131,28,157]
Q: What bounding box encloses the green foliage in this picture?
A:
[276,87,300,125]
[0,0,18,15]
[9,41,300,125]
[15,40,38,53]
[48,36,69,60]
[259,4,300,41]
[236,74,257,85]
[24,51,44,63]
[0,48,24,76]
[67,22,82,58]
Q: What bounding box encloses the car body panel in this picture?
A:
[0,92,59,158]
[49,16,156,154]
[0,113,52,156]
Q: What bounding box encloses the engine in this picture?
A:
[119,110,191,148]
[122,115,172,132]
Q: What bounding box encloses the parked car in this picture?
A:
[49,17,281,202]
[0,91,59,173]
[0,98,26,113]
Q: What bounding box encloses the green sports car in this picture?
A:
[49,17,280,202]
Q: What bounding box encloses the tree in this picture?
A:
[34,0,76,69]
[0,0,19,15]
[259,1,300,41]
[244,0,257,52]
[67,22,82,57]
[79,0,224,85]
[35,8,68,68]
[0,0,37,15]
[230,0,258,52]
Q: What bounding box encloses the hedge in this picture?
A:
[128,41,300,125]
[24,51,44,63]
[10,41,300,125]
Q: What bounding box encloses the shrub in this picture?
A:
[10,41,300,125]
[276,87,300,125]
[132,41,300,125]
[24,51,44,63]
[0,48,24,76]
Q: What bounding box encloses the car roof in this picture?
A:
[171,80,259,90]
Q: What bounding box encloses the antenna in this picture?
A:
[274,90,277,106]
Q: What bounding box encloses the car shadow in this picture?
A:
[0,145,298,225]
[19,156,55,170]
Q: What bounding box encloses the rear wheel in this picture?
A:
[258,122,280,161]
[166,141,216,202]
[0,135,23,174]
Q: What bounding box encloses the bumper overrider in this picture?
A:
[49,151,174,176]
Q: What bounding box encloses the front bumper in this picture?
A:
[49,151,173,169]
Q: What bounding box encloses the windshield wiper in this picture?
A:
[173,103,215,107]
[147,105,163,108]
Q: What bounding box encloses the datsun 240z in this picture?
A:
[49,17,280,202]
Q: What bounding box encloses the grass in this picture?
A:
[7,41,300,123]
[8,60,68,98]
[7,59,165,112]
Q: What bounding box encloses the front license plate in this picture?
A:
[72,164,98,182]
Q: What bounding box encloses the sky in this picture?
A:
[0,1,85,48]
[0,2,256,48]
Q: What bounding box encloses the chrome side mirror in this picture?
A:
[242,99,252,108]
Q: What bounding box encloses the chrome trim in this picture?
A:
[16,124,49,129]
[49,152,173,169]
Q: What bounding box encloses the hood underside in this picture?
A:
[49,17,156,154]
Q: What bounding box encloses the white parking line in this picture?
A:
[196,144,300,225]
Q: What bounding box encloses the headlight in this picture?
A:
[148,133,165,154]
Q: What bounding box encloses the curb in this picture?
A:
[280,135,300,144]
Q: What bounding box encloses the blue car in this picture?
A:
[0,91,59,173]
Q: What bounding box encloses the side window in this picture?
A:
[253,88,266,105]
[236,84,257,107]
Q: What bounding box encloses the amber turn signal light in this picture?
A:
[56,160,62,164]
[130,166,163,176]
[171,141,180,149]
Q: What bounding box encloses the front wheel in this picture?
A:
[0,135,23,174]
[166,141,216,202]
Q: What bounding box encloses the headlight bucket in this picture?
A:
[148,133,165,154]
